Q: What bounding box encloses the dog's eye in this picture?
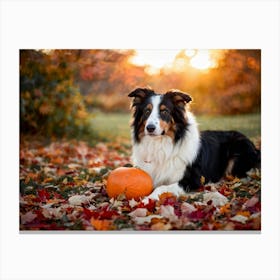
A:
[161,109,169,116]
[144,109,151,117]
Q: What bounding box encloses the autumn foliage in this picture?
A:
[19,49,261,231]
[20,139,261,231]
[20,49,260,138]
[20,50,91,137]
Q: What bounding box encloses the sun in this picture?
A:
[129,50,180,75]
[187,50,216,70]
[129,49,218,74]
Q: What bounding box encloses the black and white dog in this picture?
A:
[128,87,260,201]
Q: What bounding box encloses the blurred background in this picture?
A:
[20,49,261,142]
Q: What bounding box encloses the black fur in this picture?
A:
[129,88,155,142]
[179,130,261,191]
[128,88,260,192]
[161,92,190,142]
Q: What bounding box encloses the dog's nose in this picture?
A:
[146,124,156,133]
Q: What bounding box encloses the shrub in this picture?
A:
[20,50,91,138]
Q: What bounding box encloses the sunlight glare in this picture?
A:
[129,49,218,74]
[190,50,215,70]
[129,50,180,74]
[184,49,196,57]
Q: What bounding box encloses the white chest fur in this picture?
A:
[132,112,200,188]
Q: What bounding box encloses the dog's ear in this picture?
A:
[165,89,192,108]
[128,87,154,107]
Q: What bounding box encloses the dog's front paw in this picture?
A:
[142,183,186,205]
[142,190,161,205]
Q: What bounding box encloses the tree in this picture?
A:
[20,50,91,137]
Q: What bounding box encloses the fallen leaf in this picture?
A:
[129,208,147,218]
[52,157,63,165]
[21,211,37,224]
[43,177,53,183]
[68,195,90,206]
[68,163,81,169]
[243,196,259,209]
[160,205,178,222]
[159,192,177,205]
[133,215,162,225]
[200,176,205,185]
[128,198,138,208]
[236,211,251,217]
[188,209,207,220]
[20,139,261,231]
[181,202,196,215]
[219,203,231,214]
[151,222,172,230]
[231,215,248,224]
[42,207,63,219]
[37,189,51,202]
[91,218,112,230]
[223,222,235,230]
[203,191,228,206]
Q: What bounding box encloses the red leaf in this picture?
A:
[83,208,94,220]
[37,189,51,202]
[99,208,119,219]
[218,185,232,196]
[188,209,206,220]
[137,199,156,212]
[88,206,119,220]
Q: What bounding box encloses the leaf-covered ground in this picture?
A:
[20,139,261,231]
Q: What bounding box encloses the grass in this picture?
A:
[197,114,261,139]
[91,112,261,142]
[91,112,132,140]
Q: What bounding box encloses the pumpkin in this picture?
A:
[106,167,153,199]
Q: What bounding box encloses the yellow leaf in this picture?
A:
[62,178,68,184]
[43,177,53,183]
[220,203,231,214]
[200,176,205,185]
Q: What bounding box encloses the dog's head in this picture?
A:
[128,87,192,142]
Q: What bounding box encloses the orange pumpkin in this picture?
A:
[106,167,153,199]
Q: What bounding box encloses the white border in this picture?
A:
[1,1,279,280]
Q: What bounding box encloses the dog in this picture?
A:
[128,87,260,201]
